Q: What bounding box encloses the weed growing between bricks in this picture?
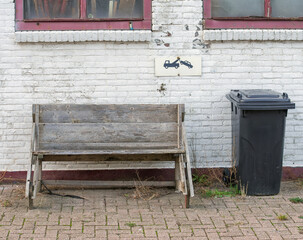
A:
[289,197,303,203]
[277,214,288,221]
[192,167,246,199]
[1,200,12,207]
[191,140,247,198]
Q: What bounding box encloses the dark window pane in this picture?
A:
[271,0,303,18]
[211,0,264,18]
[24,0,80,19]
[87,0,143,19]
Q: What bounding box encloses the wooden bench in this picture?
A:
[26,104,194,209]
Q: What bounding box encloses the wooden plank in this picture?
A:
[31,122,36,152]
[25,156,33,198]
[175,158,181,192]
[38,123,178,144]
[34,149,184,156]
[34,105,39,151]
[26,122,36,198]
[38,158,42,193]
[39,142,178,151]
[38,104,178,124]
[41,154,176,162]
[179,154,188,195]
[182,123,194,197]
[32,157,40,199]
[177,105,183,148]
[42,180,175,188]
[28,178,33,209]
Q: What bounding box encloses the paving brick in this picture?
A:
[1,0,303,177]
[0,183,302,240]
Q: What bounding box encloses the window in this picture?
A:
[204,0,303,29]
[16,0,151,31]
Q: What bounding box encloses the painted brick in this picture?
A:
[0,0,302,172]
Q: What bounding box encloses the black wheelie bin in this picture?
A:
[226,89,295,196]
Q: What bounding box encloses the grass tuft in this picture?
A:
[192,174,210,186]
[1,200,12,207]
[202,185,240,198]
[289,197,303,204]
[125,222,137,228]
[277,215,288,221]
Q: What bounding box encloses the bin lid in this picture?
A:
[226,89,295,110]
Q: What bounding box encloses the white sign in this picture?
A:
[155,56,201,77]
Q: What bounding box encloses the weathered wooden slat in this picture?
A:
[25,156,33,198]
[35,105,39,151]
[26,123,36,198]
[34,148,185,156]
[177,104,184,148]
[39,142,178,151]
[38,104,178,123]
[182,123,195,198]
[175,158,181,192]
[38,158,42,193]
[32,157,40,199]
[179,154,188,195]
[40,154,177,162]
[42,180,175,188]
[38,123,178,144]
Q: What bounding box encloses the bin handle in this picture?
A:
[282,92,288,99]
[237,93,242,99]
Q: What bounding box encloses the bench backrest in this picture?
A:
[33,104,185,152]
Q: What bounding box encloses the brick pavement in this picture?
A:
[0,181,302,240]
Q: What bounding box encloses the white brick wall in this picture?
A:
[0,0,302,171]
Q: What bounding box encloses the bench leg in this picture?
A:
[33,156,41,199]
[175,159,181,192]
[184,155,191,209]
[176,155,188,209]
[38,158,43,192]
[179,155,188,195]
[184,153,194,198]
[185,194,190,209]
[28,178,34,210]
[26,155,35,209]
[25,157,33,199]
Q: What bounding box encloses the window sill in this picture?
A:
[15,30,152,43]
[203,29,303,41]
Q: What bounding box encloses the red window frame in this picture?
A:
[204,0,303,29]
[15,0,152,31]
